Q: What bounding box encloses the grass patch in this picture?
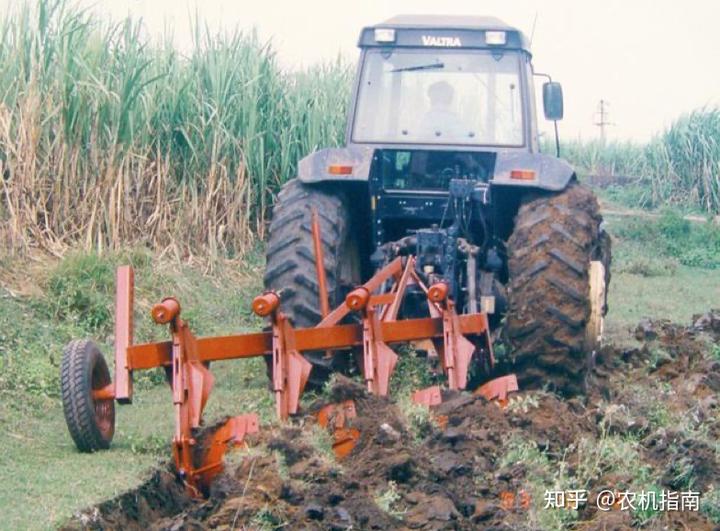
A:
[709,344,720,363]
[498,436,577,529]
[389,347,437,397]
[397,396,435,444]
[601,203,720,343]
[302,424,336,464]
[701,486,720,524]
[616,254,679,277]
[248,505,286,530]
[602,206,720,345]
[374,481,405,519]
[573,433,650,489]
[597,183,656,210]
[612,209,720,269]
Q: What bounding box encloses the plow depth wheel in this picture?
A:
[61,339,115,452]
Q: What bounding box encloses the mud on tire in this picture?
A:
[263,179,360,387]
[505,182,610,395]
[61,339,115,451]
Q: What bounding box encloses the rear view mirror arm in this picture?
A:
[534,72,561,157]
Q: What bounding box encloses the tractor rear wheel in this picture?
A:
[263,179,360,388]
[60,339,115,451]
[505,182,611,395]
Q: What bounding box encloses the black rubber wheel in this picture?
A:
[264,179,360,387]
[505,182,611,395]
[61,339,115,451]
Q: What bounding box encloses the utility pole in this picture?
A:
[594,99,612,144]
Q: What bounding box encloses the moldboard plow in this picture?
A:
[61,233,516,496]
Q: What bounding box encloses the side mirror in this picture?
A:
[543,82,564,121]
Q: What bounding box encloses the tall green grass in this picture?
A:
[646,108,720,213]
[557,139,647,178]
[0,0,351,257]
[558,109,720,215]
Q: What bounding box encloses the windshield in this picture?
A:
[352,49,524,146]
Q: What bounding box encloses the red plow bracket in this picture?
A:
[346,286,398,396]
[193,414,259,490]
[475,374,519,406]
[253,292,312,421]
[316,400,360,459]
[114,265,134,403]
[427,282,476,390]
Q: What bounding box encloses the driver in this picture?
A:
[417,80,469,140]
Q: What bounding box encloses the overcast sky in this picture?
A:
[9,0,720,142]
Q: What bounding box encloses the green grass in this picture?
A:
[601,205,720,345]
[0,0,352,256]
[611,209,720,269]
[498,436,577,529]
[556,108,720,215]
[605,267,719,346]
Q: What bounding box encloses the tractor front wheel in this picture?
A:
[61,339,115,451]
[505,182,611,395]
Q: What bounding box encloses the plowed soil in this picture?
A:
[63,312,720,530]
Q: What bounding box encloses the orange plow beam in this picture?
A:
[125,313,490,370]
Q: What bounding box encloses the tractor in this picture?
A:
[264,15,611,395]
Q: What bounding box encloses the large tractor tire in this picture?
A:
[505,182,611,395]
[264,179,360,387]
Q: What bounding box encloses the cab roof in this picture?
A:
[359,15,530,52]
[377,15,516,31]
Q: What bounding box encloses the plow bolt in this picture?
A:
[345,287,370,311]
[252,292,280,317]
[428,282,449,303]
[151,297,181,324]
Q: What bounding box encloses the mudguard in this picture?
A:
[297,147,576,192]
[298,146,374,183]
[491,152,575,191]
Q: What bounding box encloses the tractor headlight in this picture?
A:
[374,28,396,43]
[485,31,507,45]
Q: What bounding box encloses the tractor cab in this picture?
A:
[348,15,556,153]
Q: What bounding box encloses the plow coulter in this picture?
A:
[61,242,515,496]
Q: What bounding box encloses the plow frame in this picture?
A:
[87,253,496,493]
[109,257,494,407]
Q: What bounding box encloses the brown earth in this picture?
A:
[63,312,720,530]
